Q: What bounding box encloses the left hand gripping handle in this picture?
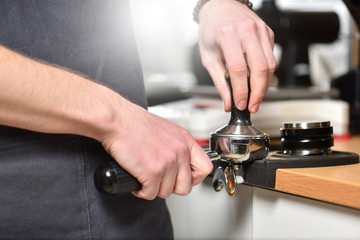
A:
[94,161,141,195]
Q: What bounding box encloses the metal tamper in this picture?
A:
[210,70,269,195]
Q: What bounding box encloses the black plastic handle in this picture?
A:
[225,69,251,126]
[94,151,219,195]
[94,161,141,195]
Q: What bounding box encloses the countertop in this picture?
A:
[274,136,360,210]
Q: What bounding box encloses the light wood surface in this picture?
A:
[333,135,360,154]
[275,136,360,210]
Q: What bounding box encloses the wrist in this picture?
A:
[193,0,253,24]
[80,84,125,142]
[85,85,145,147]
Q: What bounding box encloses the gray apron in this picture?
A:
[0,1,173,239]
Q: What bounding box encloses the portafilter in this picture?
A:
[210,69,269,195]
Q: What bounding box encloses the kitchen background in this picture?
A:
[131,0,353,105]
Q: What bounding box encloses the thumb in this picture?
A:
[200,51,231,112]
[189,142,213,186]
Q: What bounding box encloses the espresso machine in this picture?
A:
[94,0,360,195]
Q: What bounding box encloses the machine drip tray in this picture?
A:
[243,151,359,188]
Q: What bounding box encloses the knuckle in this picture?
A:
[243,20,258,36]
[253,91,266,99]
[205,162,214,174]
[183,187,192,196]
[267,57,277,72]
[148,162,164,177]
[158,191,172,199]
[145,194,157,201]
[253,61,269,74]
[251,90,266,101]
[228,63,248,76]
[137,191,157,201]
[175,186,192,196]
[173,141,188,158]
[219,22,236,36]
[235,90,248,101]
[268,61,277,73]
[191,173,206,186]
[233,85,248,96]
[257,21,268,32]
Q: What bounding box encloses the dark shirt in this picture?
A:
[0,1,173,239]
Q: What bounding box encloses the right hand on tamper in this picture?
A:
[100,99,213,200]
[197,0,276,113]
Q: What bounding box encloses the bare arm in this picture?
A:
[0,46,213,200]
[0,46,117,139]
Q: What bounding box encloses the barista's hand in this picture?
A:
[198,0,276,113]
[101,101,213,200]
[0,46,212,201]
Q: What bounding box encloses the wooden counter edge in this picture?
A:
[275,164,360,210]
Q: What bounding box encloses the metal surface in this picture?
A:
[212,159,245,196]
[281,121,334,156]
[209,120,360,194]
[210,70,269,164]
[210,126,269,164]
[282,121,330,129]
[210,69,269,195]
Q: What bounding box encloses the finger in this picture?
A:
[132,165,163,201]
[200,50,230,111]
[218,31,249,110]
[172,161,192,196]
[189,142,213,186]
[242,28,269,113]
[247,25,276,113]
[264,27,276,89]
[157,146,190,198]
[156,164,178,199]
[260,26,276,88]
[132,180,161,201]
[268,26,275,50]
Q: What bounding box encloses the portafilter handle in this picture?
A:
[94,151,221,196]
[94,161,141,195]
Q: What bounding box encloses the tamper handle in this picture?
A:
[225,70,251,126]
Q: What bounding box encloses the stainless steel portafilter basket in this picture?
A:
[210,109,269,164]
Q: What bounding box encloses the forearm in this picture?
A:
[0,46,213,201]
[0,45,125,142]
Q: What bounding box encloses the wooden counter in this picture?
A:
[275,136,360,210]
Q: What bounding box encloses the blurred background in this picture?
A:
[131,0,199,106]
[131,0,354,102]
